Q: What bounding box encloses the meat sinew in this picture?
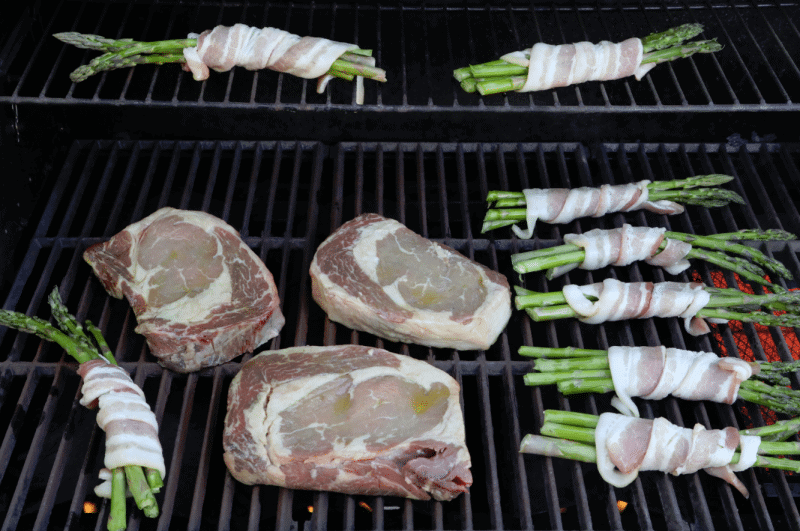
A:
[309,213,512,350]
[223,345,473,500]
[83,207,285,373]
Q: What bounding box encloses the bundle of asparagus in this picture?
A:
[521,410,800,497]
[0,288,164,531]
[521,346,800,417]
[515,279,800,335]
[54,24,386,98]
[482,175,743,237]
[512,226,794,291]
[454,23,722,96]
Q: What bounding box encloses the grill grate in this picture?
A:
[2,1,800,141]
[1,140,799,530]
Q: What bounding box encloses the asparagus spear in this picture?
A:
[520,346,800,415]
[482,175,743,234]
[515,283,800,329]
[511,228,794,290]
[521,410,800,478]
[455,23,722,96]
[0,287,162,530]
[54,31,387,85]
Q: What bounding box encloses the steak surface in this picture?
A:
[309,213,511,350]
[222,345,473,501]
[83,207,285,372]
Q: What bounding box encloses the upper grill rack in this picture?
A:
[1,139,800,530]
[2,1,800,141]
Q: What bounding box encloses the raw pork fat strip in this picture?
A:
[512,181,684,238]
[558,224,692,275]
[223,345,473,500]
[500,38,657,93]
[595,412,760,497]
[78,358,166,498]
[310,213,512,350]
[608,346,756,418]
[182,23,358,83]
[84,207,285,373]
[562,279,712,335]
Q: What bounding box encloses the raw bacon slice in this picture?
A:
[222,345,473,501]
[182,23,358,87]
[512,181,683,239]
[500,38,657,93]
[556,224,692,276]
[595,412,758,497]
[78,358,166,498]
[562,279,712,335]
[310,213,512,350]
[608,346,756,417]
[84,207,285,373]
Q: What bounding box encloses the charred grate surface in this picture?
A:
[0,140,799,530]
[2,1,800,141]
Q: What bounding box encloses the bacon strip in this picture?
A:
[608,346,755,417]
[78,358,166,498]
[595,412,756,497]
[512,181,684,239]
[559,224,692,275]
[500,38,657,93]
[182,23,358,88]
[562,279,713,335]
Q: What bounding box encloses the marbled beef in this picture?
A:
[309,213,512,350]
[83,207,285,372]
[222,345,473,500]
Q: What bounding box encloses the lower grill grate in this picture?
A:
[1,140,799,530]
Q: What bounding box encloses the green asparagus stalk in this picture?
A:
[53,31,387,85]
[521,410,800,475]
[521,346,800,415]
[455,23,721,96]
[0,287,162,529]
[514,283,800,329]
[512,229,794,290]
[482,175,743,234]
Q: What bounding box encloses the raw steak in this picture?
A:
[309,213,512,350]
[83,207,285,372]
[222,345,473,500]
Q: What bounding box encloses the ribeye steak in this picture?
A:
[223,345,473,501]
[84,207,285,372]
[309,213,511,350]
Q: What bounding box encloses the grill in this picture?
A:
[1,2,800,531]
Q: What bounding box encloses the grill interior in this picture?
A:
[2,1,800,531]
[2,140,800,530]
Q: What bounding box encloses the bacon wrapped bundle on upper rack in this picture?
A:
[54,24,386,104]
[454,23,722,96]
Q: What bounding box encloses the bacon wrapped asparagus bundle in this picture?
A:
[521,410,800,498]
[0,287,164,531]
[455,23,722,96]
[520,345,800,417]
[482,175,743,237]
[512,225,794,290]
[515,279,800,335]
[54,24,386,102]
